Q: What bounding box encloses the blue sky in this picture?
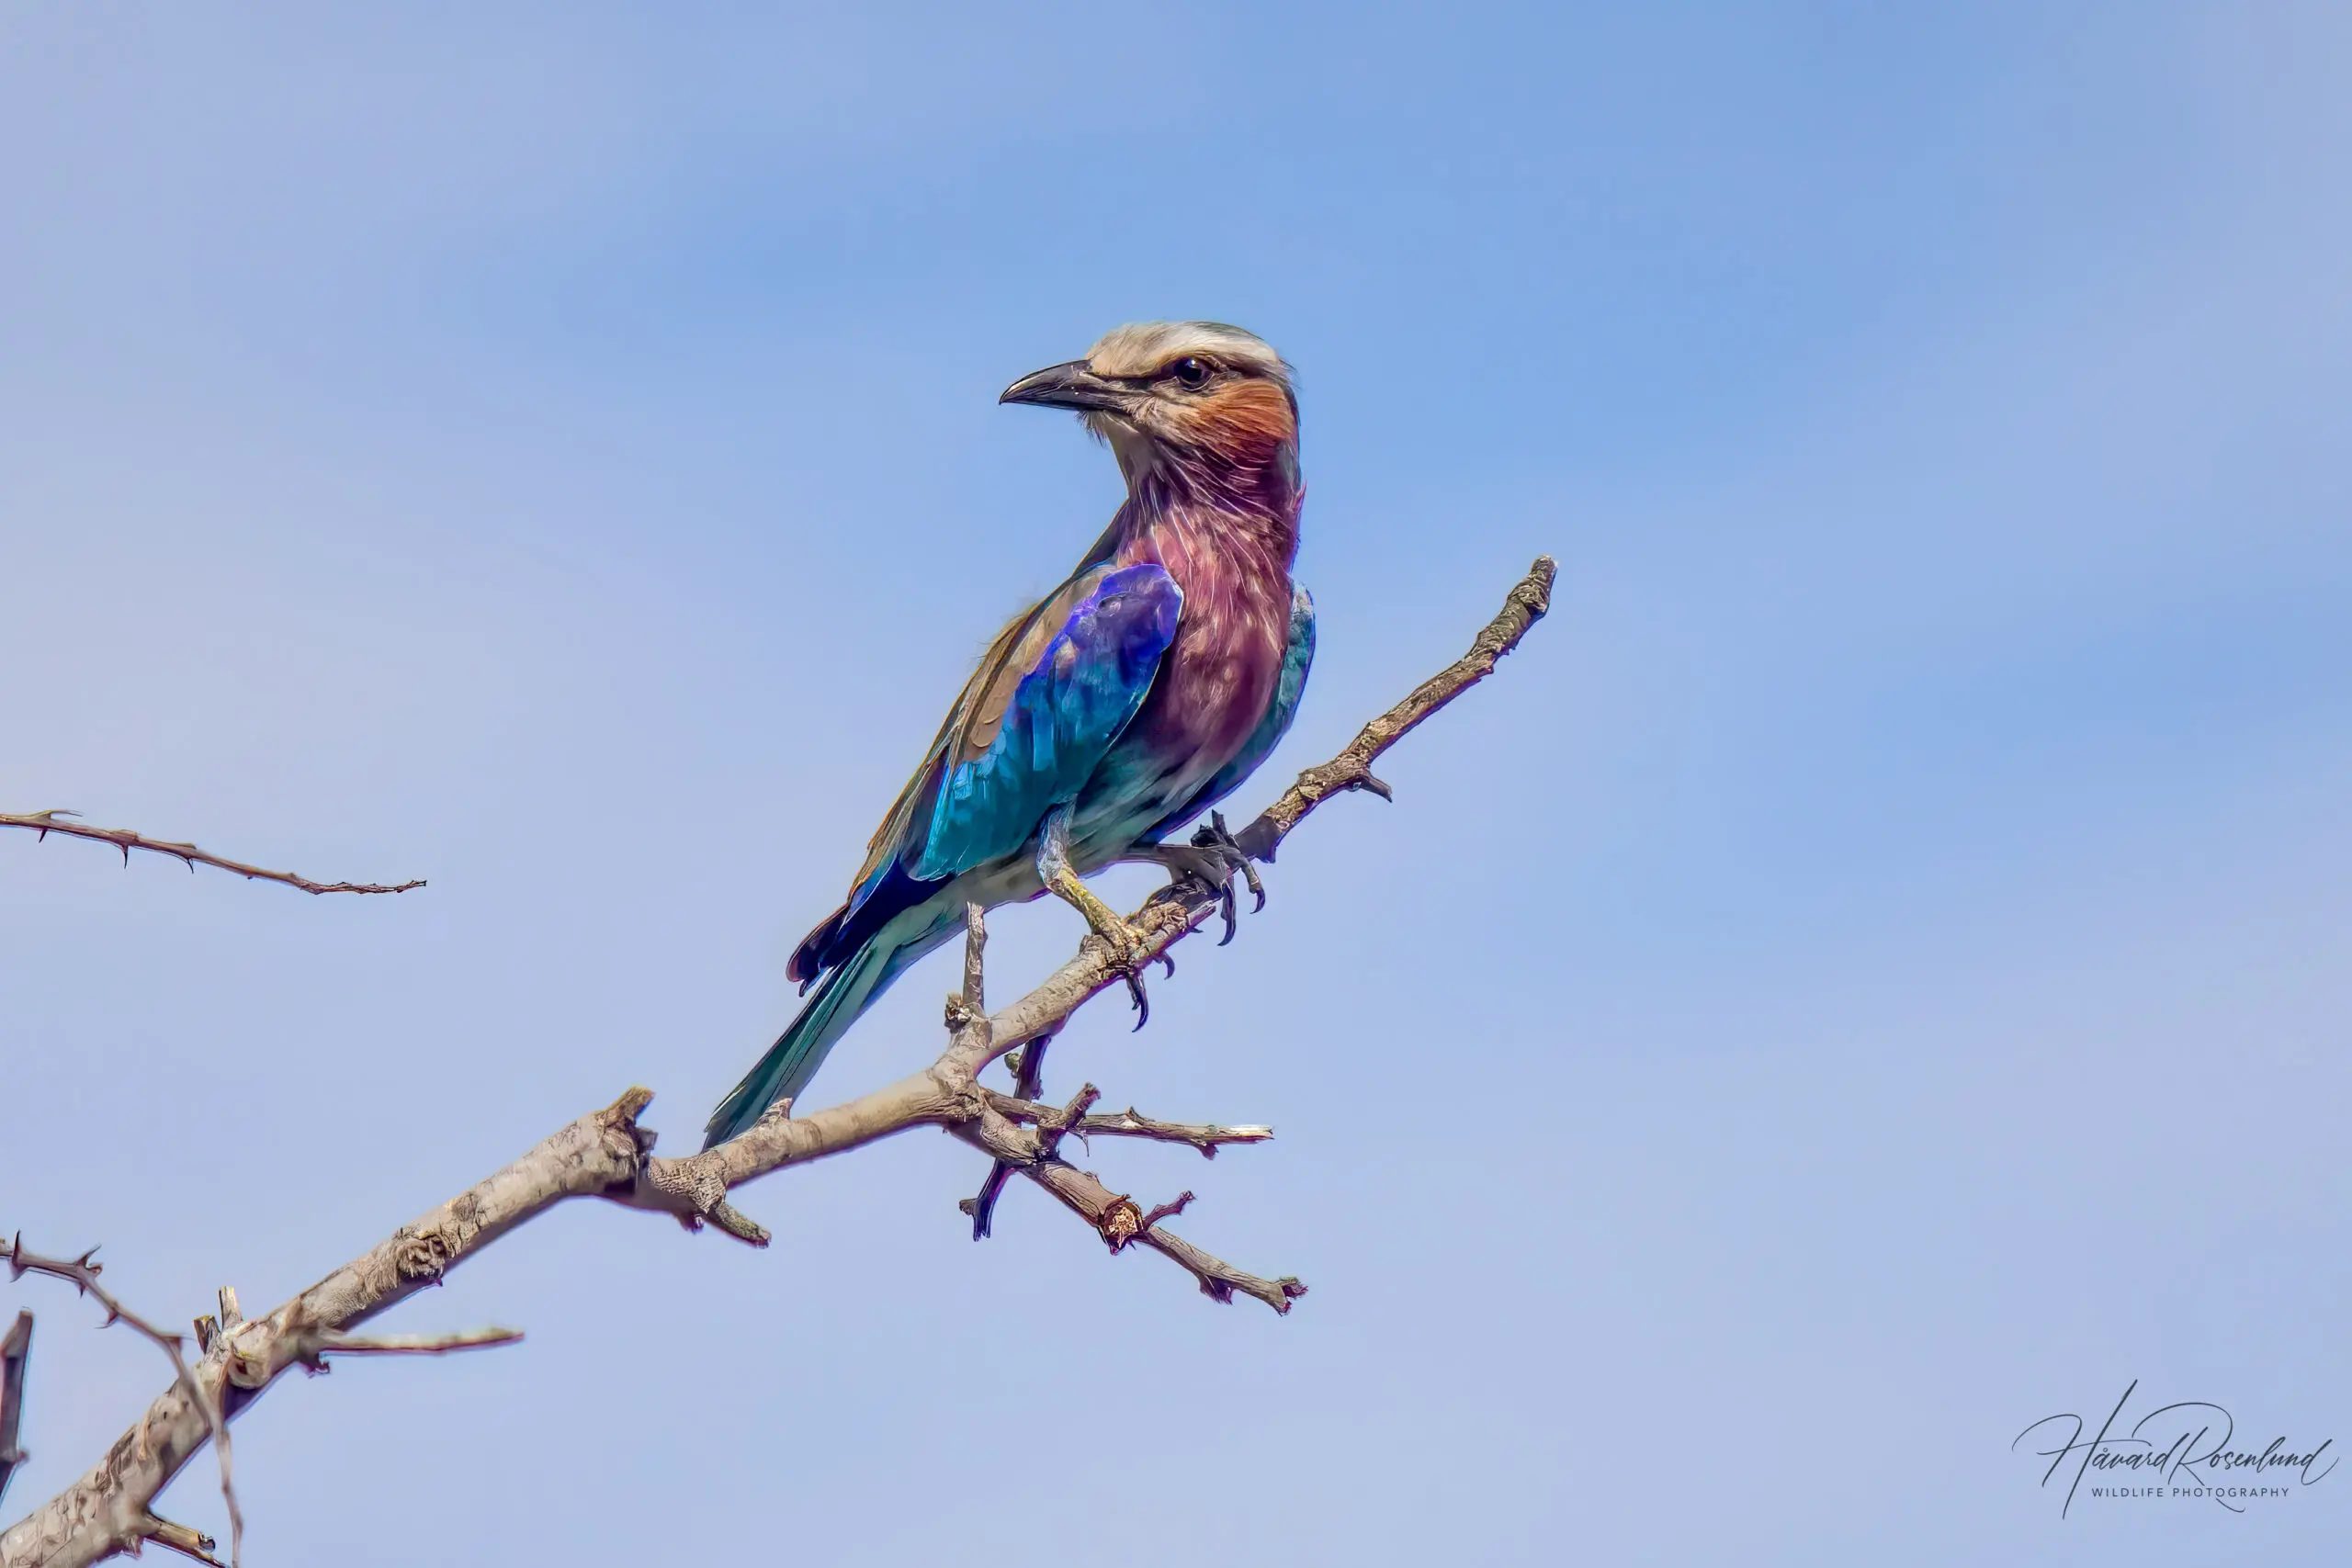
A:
[3,4,2348,1562]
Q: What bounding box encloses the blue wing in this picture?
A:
[911,561,1182,877]
[789,560,1181,983]
[1148,581,1315,840]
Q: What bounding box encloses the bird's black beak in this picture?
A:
[1000,359,1136,413]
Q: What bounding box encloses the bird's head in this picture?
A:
[1001,321,1299,508]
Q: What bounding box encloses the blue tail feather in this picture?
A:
[702,908,957,1149]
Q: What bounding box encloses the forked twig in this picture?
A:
[3,1238,243,1566]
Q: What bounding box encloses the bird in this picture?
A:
[703,321,1315,1149]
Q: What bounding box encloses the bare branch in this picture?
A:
[306,1327,524,1360]
[1080,1111,1272,1156]
[134,1519,222,1568]
[0,1314,28,1509]
[1136,1190,1196,1236]
[958,1167,1015,1237]
[960,901,987,1014]
[2,1240,243,1567]
[986,1094,1274,1159]
[1036,1083,1102,1158]
[0,810,425,896]
[2,558,1550,1567]
[967,1149,1307,1313]
[1237,553,1555,859]
[964,1029,1055,1239]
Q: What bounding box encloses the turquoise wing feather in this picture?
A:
[910,560,1182,878]
[787,558,1183,986]
[710,559,1182,1148]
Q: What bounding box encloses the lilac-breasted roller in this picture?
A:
[704,322,1314,1148]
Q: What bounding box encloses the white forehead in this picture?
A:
[1085,321,1288,381]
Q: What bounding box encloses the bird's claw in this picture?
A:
[1187,810,1266,944]
[1083,919,1161,1029]
[1045,862,1166,1030]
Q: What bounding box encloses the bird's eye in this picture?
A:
[1168,356,1210,389]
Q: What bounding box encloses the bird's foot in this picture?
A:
[1126,811,1267,946]
[1048,869,1164,1028]
[1192,810,1265,931]
[1148,811,1266,945]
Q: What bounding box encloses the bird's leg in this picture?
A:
[1120,811,1267,946]
[1037,807,1157,1026]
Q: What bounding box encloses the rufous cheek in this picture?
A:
[1189,380,1296,459]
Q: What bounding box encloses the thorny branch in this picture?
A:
[1,1241,240,1568]
[1,556,1555,1568]
[0,811,424,896]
